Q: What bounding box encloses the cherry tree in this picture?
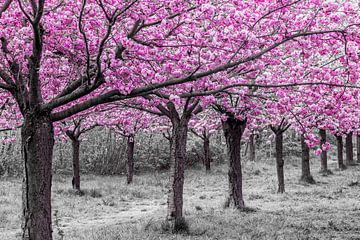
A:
[57,115,98,191]
[100,107,153,184]
[0,0,359,238]
[190,111,221,171]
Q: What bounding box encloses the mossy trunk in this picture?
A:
[21,114,54,240]
[126,135,135,184]
[336,136,346,170]
[204,136,211,171]
[71,139,81,191]
[319,129,331,174]
[275,132,285,193]
[222,117,246,209]
[345,132,354,166]
[167,117,189,230]
[300,135,315,183]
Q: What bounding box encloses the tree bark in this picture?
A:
[249,134,255,162]
[71,138,81,191]
[319,129,331,174]
[300,135,315,183]
[336,135,346,170]
[357,135,360,163]
[203,135,211,171]
[222,117,246,209]
[21,114,54,240]
[345,132,354,166]
[126,135,135,184]
[275,132,285,193]
[167,116,189,230]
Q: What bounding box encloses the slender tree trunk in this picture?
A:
[249,134,255,162]
[300,135,315,183]
[21,114,54,240]
[319,129,331,174]
[203,136,211,171]
[275,132,285,193]
[222,117,246,209]
[357,135,360,163]
[345,132,354,166]
[167,117,189,230]
[336,136,346,170]
[126,135,135,184]
[71,138,81,191]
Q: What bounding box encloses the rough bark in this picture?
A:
[126,135,135,184]
[357,135,360,163]
[71,138,81,191]
[275,132,285,193]
[300,135,315,183]
[345,132,355,166]
[336,136,346,170]
[222,117,246,209]
[167,116,189,230]
[203,136,211,171]
[319,129,331,175]
[21,114,54,240]
[249,134,255,162]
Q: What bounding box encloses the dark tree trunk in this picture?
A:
[319,129,331,175]
[336,136,346,170]
[167,117,189,230]
[300,135,315,183]
[357,135,360,163]
[345,132,354,166]
[222,117,246,209]
[21,114,54,240]
[71,139,81,191]
[203,136,211,171]
[126,135,135,184]
[275,132,285,193]
[249,134,255,162]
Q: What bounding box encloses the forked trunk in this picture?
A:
[126,135,135,184]
[319,129,331,174]
[249,134,255,162]
[345,132,354,166]
[300,135,315,183]
[22,114,54,240]
[275,132,285,193]
[222,117,246,209]
[167,117,189,230]
[71,139,81,191]
[336,136,346,170]
[203,136,211,171]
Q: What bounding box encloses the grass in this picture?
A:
[1,158,360,239]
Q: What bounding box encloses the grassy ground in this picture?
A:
[1,157,360,240]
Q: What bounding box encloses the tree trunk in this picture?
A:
[249,134,255,162]
[336,136,346,170]
[21,114,54,240]
[275,132,285,193]
[167,117,189,230]
[222,117,246,209]
[357,135,360,163]
[71,139,81,191]
[300,135,315,183]
[345,132,354,166]
[203,136,211,171]
[126,135,135,184]
[319,129,331,175]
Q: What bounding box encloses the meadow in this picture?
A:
[1,158,360,240]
